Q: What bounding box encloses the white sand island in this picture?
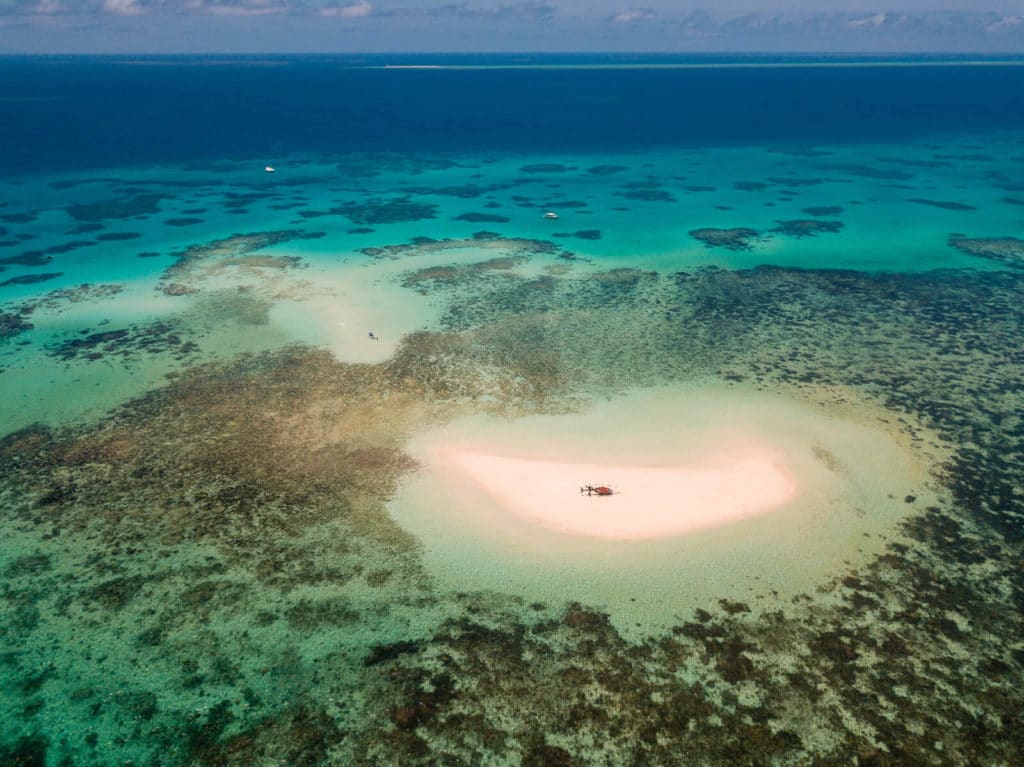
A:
[440,449,796,540]
[388,383,943,633]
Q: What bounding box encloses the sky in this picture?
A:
[0,0,1022,54]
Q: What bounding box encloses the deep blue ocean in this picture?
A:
[3,54,1024,174]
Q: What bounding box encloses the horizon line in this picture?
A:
[3,51,1024,59]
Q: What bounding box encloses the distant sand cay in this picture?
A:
[389,383,944,633]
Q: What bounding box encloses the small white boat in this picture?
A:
[264,165,276,173]
[543,211,558,220]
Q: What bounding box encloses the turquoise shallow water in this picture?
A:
[2,136,1021,433]
[2,135,1021,291]
[2,128,1024,765]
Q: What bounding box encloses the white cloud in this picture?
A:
[987,14,1022,32]
[846,12,888,28]
[611,8,655,24]
[321,0,373,17]
[102,0,143,15]
[205,3,284,14]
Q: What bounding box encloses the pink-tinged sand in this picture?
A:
[442,449,797,540]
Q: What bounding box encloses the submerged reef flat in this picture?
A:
[334,196,438,225]
[802,205,844,216]
[948,235,1024,268]
[906,198,977,211]
[690,220,844,251]
[66,193,164,222]
[0,311,33,338]
[1,272,63,287]
[160,230,317,294]
[360,233,559,261]
[48,321,200,363]
[3,246,1024,765]
[689,227,760,250]
[770,218,844,238]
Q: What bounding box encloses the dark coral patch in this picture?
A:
[184,703,343,767]
[334,197,438,225]
[454,212,511,223]
[0,734,47,767]
[67,223,105,235]
[402,183,511,198]
[689,227,759,250]
[906,198,976,211]
[365,640,422,666]
[0,212,39,224]
[767,177,824,187]
[401,256,524,293]
[771,219,844,238]
[802,205,844,216]
[2,240,97,267]
[160,229,318,292]
[553,230,601,240]
[617,188,676,203]
[164,217,204,227]
[96,232,143,241]
[45,239,96,254]
[586,164,628,175]
[285,599,360,631]
[819,163,914,180]
[948,236,1024,267]
[66,194,163,222]
[1,311,34,338]
[0,252,52,267]
[520,163,573,174]
[361,234,556,261]
[1,273,62,287]
[83,575,145,611]
[49,322,200,363]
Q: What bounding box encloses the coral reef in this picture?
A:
[160,230,316,293]
[66,194,164,222]
[0,312,33,339]
[453,212,511,223]
[906,198,976,211]
[334,197,438,225]
[1,273,63,287]
[689,227,760,250]
[948,236,1024,268]
[771,219,845,238]
[802,205,843,216]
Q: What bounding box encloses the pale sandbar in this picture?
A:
[438,449,797,540]
[388,382,944,632]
